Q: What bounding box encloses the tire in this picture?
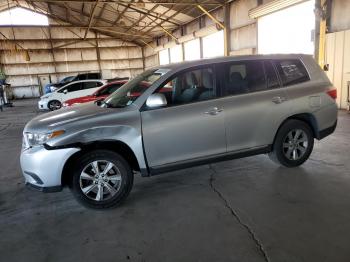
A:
[48,100,62,111]
[70,150,134,209]
[269,119,314,167]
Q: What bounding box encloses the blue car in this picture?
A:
[44,76,75,94]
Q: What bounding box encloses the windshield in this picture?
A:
[103,69,165,108]
[96,82,125,96]
[60,76,75,84]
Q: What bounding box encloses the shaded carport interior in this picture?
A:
[1,1,350,262]
[1,0,350,102]
[0,0,227,98]
[1,97,350,262]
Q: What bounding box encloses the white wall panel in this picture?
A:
[230,0,257,28]
[55,61,99,72]
[97,39,135,47]
[12,86,41,98]
[143,44,157,57]
[145,55,158,69]
[325,29,350,109]
[53,41,96,49]
[129,59,143,68]
[0,40,51,50]
[1,26,143,98]
[4,63,55,75]
[6,75,39,86]
[230,24,257,51]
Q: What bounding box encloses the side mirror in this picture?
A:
[146,93,167,108]
[63,89,68,94]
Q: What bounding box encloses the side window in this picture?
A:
[88,73,101,79]
[222,60,266,95]
[264,61,280,89]
[274,59,310,86]
[60,83,81,93]
[77,74,85,80]
[154,67,215,106]
[83,82,98,89]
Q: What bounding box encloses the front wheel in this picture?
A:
[269,119,314,167]
[48,100,62,111]
[71,150,134,209]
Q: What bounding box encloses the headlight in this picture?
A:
[23,130,65,148]
[62,102,69,107]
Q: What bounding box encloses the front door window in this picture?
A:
[153,67,216,106]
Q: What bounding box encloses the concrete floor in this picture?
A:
[0,99,350,262]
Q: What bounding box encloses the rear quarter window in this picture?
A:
[274,59,310,86]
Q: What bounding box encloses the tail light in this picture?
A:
[327,89,337,100]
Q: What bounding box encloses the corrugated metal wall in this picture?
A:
[0,27,143,98]
[144,44,158,70]
[329,0,350,33]
[229,0,257,55]
[325,29,350,109]
[154,0,262,59]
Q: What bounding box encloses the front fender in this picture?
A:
[45,110,147,171]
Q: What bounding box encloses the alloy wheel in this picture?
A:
[79,160,122,201]
[49,101,61,110]
[282,129,309,161]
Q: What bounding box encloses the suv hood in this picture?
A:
[24,102,131,133]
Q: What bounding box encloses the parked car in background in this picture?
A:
[44,73,102,94]
[62,80,128,107]
[44,76,75,94]
[39,79,106,110]
[106,77,129,83]
[22,55,337,209]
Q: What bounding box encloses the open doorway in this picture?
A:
[258,0,315,55]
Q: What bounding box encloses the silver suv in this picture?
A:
[20,55,337,209]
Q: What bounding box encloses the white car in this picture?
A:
[38,80,106,110]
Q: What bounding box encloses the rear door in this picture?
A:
[219,60,291,151]
[141,65,227,168]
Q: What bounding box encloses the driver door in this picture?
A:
[141,66,227,169]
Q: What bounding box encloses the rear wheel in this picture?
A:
[269,119,314,167]
[71,150,134,209]
[48,100,62,111]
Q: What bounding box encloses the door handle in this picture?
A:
[204,107,223,115]
[272,96,287,104]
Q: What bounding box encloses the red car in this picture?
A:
[62,80,127,107]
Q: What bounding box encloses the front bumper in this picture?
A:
[38,100,49,110]
[20,145,80,191]
[26,182,63,192]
